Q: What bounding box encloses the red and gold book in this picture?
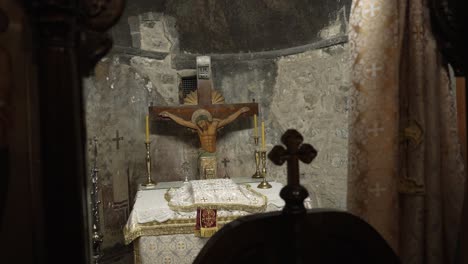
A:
[194,207,218,237]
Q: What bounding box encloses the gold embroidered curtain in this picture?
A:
[347,0,466,263]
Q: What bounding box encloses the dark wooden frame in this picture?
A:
[0,0,466,263]
[1,1,124,263]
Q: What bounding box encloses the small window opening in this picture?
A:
[179,75,197,104]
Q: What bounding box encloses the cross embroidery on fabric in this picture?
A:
[366,63,383,78]
[249,197,259,205]
[412,24,424,41]
[363,2,381,17]
[369,183,387,197]
[367,123,384,137]
[176,241,186,250]
[162,256,172,264]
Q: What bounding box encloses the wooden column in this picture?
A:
[0,2,39,263]
[456,77,467,160]
[34,3,89,263]
[458,77,468,264]
[25,1,124,263]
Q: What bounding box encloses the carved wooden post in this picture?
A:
[29,0,124,263]
[0,7,10,221]
[268,129,317,214]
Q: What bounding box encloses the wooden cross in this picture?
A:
[112,130,124,150]
[149,56,258,122]
[268,129,317,214]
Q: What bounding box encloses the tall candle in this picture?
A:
[145,115,150,142]
[254,114,258,138]
[261,121,265,150]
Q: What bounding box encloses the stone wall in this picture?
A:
[83,0,351,257]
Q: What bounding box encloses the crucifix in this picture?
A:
[112,130,124,150]
[149,56,258,179]
[268,129,317,214]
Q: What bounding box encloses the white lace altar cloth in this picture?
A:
[134,235,208,264]
[124,181,287,244]
[166,179,267,213]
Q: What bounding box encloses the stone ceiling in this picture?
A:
[115,0,351,53]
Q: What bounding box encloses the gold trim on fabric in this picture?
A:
[165,184,268,213]
[401,120,424,147]
[398,177,425,195]
[124,216,239,245]
[133,239,141,264]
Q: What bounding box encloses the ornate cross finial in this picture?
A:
[268,129,317,185]
[268,129,317,214]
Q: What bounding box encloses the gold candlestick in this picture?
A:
[252,137,262,178]
[142,141,156,187]
[257,150,272,189]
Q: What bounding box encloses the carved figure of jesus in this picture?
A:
[159,107,250,153]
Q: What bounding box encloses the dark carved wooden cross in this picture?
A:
[149,56,258,122]
[268,129,317,214]
[112,130,124,150]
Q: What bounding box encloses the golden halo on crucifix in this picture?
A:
[184,89,225,105]
[191,109,213,124]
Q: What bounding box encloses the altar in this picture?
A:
[124,179,314,264]
[120,55,314,264]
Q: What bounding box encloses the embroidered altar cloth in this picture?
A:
[125,181,316,264]
[166,179,267,213]
[124,181,286,244]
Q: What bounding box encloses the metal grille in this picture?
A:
[179,75,197,103]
